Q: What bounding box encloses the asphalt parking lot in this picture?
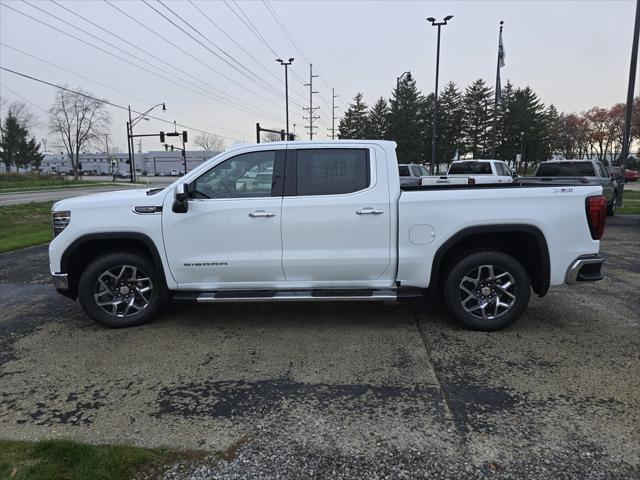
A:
[0,216,638,479]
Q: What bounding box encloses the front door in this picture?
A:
[280,146,392,287]
[162,148,285,289]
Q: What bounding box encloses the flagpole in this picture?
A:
[490,20,504,160]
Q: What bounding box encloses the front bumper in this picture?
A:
[565,255,605,284]
[51,272,68,289]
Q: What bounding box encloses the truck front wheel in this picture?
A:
[443,251,531,331]
[77,252,166,328]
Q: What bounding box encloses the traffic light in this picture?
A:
[182,131,188,143]
[160,131,165,143]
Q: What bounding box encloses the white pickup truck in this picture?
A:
[49,141,606,331]
[421,159,515,186]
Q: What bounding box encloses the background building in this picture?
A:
[1,150,222,176]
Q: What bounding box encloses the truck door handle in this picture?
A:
[249,210,276,218]
[356,208,384,215]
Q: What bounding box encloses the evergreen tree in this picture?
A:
[462,79,494,158]
[389,73,427,164]
[338,93,369,139]
[437,81,465,166]
[366,97,390,139]
[542,104,562,160]
[498,86,546,172]
[0,112,29,172]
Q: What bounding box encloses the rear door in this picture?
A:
[494,162,514,183]
[280,146,393,287]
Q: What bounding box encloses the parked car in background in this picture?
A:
[170,169,180,176]
[421,159,515,186]
[398,163,430,186]
[624,168,639,182]
[519,160,618,215]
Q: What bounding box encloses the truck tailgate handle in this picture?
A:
[249,210,276,218]
[356,208,384,215]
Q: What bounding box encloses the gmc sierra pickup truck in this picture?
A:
[49,141,606,331]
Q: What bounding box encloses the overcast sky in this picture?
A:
[0,0,638,153]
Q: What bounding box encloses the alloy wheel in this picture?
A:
[459,264,516,321]
[94,265,154,317]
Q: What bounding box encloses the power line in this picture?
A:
[262,1,309,64]
[49,0,280,115]
[0,67,243,141]
[188,0,307,108]
[6,1,280,121]
[263,0,334,93]
[148,0,285,104]
[0,81,49,114]
[224,0,279,58]
[0,42,248,138]
[102,0,285,117]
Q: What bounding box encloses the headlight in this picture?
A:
[52,211,71,237]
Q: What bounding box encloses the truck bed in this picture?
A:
[402,182,579,191]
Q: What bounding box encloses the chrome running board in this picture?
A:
[196,289,398,303]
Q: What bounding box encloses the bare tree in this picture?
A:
[0,99,39,134]
[194,133,226,152]
[262,128,283,143]
[49,86,111,180]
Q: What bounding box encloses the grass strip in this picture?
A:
[619,190,640,214]
[0,439,206,480]
[0,202,53,253]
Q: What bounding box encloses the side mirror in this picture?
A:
[172,183,189,213]
[512,171,519,179]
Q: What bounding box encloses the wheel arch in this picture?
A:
[60,232,167,299]
[430,224,550,297]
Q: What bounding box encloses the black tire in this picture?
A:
[607,194,617,216]
[443,250,531,331]
[78,252,166,328]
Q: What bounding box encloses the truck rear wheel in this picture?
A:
[77,252,166,328]
[443,251,530,331]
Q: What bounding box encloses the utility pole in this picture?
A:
[127,106,135,182]
[328,88,338,139]
[303,63,320,140]
[427,16,453,174]
[619,0,640,207]
[104,133,113,182]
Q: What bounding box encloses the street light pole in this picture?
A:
[127,102,166,182]
[619,0,640,207]
[276,58,294,139]
[427,15,453,174]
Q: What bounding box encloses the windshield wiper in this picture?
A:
[146,188,164,195]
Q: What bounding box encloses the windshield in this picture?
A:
[448,162,492,175]
[535,162,595,176]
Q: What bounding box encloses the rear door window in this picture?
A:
[293,148,370,196]
[398,166,410,177]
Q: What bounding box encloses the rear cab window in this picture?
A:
[535,162,596,177]
[398,166,410,177]
[448,162,492,175]
[288,148,370,196]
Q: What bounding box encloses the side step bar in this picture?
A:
[172,288,423,303]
